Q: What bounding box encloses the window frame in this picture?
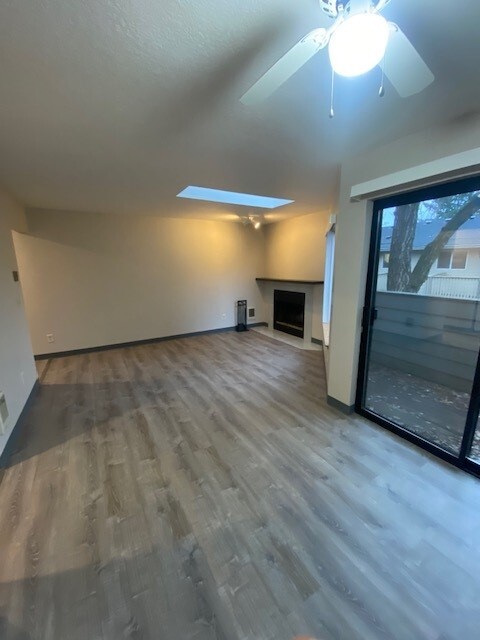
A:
[436,248,468,270]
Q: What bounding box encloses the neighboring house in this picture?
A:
[378,217,480,299]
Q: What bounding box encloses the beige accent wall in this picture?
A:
[264,212,330,281]
[263,211,331,343]
[14,210,266,355]
[328,113,480,408]
[0,190,37,456]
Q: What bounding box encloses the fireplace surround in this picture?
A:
[256,278,324,345]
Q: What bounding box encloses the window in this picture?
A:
[452,250,467,269]
[437,250,451,269]
[322,226,335,347]
[437,249,467,269]
[382,253,390,268]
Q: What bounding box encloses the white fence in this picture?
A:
[377,274,480,300]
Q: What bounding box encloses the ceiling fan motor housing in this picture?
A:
[321,0,388,18]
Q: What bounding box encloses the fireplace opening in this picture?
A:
[274,290,305,339]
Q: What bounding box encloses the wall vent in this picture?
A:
[248,307,255,319]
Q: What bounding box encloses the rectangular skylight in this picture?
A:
[177,186,294,209]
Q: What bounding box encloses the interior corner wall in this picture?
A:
[328,112,480,409]
[0,190,37,457]
[264,211,330,281]
[263,211,331,342]
[14,210,266,355]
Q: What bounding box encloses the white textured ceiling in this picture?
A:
[0,0,479,222]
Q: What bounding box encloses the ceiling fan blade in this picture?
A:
[374,0,391,12]
[240,28,328,105]
[384,23,434,97]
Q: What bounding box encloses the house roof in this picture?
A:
[380,217,480,252]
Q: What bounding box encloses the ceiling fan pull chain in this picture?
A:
[379,50,386,97]
[329,67,335,118]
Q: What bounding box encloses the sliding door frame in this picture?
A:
[355,175,480,478]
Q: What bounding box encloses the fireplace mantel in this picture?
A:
[256,278,324,285]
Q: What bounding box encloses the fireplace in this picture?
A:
[274,289,305,339]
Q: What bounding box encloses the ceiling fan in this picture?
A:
[240,0,434,106]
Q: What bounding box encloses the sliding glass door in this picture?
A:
[357,176,480,475]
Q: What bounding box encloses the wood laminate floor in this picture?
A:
[0,331,479,640]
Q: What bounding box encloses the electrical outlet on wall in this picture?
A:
[46,333,55,343]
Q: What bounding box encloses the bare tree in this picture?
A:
[386,192,480,293]
[386,202,419,292]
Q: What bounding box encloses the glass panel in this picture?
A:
[468,416,480,464]
[364,188,480,455]
[322,229,335,347]
[437,250,451,269]
[452,249,467,269]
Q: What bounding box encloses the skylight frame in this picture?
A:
[176,186,294,209]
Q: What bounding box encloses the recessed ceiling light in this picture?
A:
[177,186,294,209]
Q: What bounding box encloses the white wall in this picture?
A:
[14,210,266,355]
[264,212,330,281]
[0,190,37,457]
[329,113,480,407]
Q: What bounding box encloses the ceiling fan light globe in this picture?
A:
[328,13,389,77]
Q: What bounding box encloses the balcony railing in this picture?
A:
[377,274,480,300]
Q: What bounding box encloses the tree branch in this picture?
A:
[406,193,480,292]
